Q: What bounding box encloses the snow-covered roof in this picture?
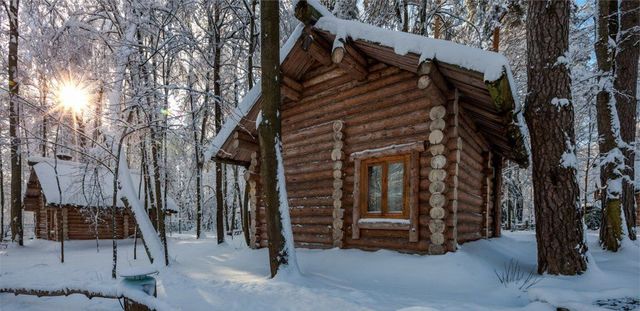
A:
[315,18,514,85]
[27,156,179,211]
[206,0,527,165]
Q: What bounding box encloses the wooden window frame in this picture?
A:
[351,142,423,242]
[360,155,410,219]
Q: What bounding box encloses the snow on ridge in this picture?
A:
[204,24,304,161]
[314,16,513,83]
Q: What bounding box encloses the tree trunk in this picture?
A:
[242,178,250,246]
[613,0,639,240]
[246,0,257,89]
[595,0,628,251]
[187,63,203,239]
[259,0,299,277]
[213,2,225,245]
[0,143,4,240]
[150,130,169,265]
[7,0,23,246]
[524,0,588,275]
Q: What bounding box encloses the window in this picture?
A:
[360,155,410,219]
[351,142,423,242]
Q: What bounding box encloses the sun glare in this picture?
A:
[57,81,89,114]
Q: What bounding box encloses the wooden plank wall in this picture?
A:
[253,61,447,252]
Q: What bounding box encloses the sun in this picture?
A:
[56,81,90,114]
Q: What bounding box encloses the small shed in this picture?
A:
[24,157,177,241]
[207,1,528,254]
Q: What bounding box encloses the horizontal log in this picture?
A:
[283,75,303,92]
[288,196,334,207]
[282,83,301,101]
[346,96,431,127]
[294,233,332,244]
[286,187,334,199]
[456,212,483,223]
[302,65,344,88]
[284,161,333,176]
[282,121,335,144]
[291,216,334,225]
[346,135,429,156]
[284,71,415,121]
[283,152,332,167]
[457,232,482,243]
[283,140,334,158]
[360,228,410,239]
[286,81,425,132]
[301,66,400,101]
[292,224,332,235]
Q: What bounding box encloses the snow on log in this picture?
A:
[118,153,165,267]
[0,284,176,311]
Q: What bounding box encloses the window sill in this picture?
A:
[358,218,410,230]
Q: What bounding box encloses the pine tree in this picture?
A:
[597,0,638,250]
[524,0,588,275]
[613,0,639,240]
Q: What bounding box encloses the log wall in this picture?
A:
[34,206,135,241]
[250,59,501,253]
[454,107,496,244]
[252,62,451,252]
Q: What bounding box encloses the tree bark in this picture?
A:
[7,0,23,246]
[259,0,296,277]
[595,0,629,251]
[0,142,4,239]
[213,2,225,245]
[150,130,168,265]
[524,0,588,275]
[613,0,639,240]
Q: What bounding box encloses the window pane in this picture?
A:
[387,162,404,213]
[367,165,382,212]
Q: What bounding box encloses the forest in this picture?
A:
[0,0,638,310]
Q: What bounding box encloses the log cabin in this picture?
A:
[24,156,177,241]
[206,0,528,254]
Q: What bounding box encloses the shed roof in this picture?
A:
[205,0,529,167]
[26,156,179,211]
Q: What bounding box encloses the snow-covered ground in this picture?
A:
[1,231,638,310]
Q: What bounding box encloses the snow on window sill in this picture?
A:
[358,218,411,230]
